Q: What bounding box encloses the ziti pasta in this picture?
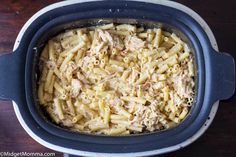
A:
[37,23,195,135]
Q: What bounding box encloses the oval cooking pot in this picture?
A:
[0,0,235,154]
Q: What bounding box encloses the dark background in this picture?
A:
[0,1,235,157]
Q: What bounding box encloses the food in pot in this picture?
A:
[37,23,195,135]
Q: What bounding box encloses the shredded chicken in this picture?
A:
[124,35,145,51]
[70,79,82,98]
[98,29,113,45]
[132,100,160,131]
[63,61,77,82]
[61,115,74,127]
[98,29,124,50]
[113,35,124,50]
[95,42,106,54]
[171,73,194,98]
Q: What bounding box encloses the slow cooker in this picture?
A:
[0,0,234,156]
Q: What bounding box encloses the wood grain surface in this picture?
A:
[0,1,235,157]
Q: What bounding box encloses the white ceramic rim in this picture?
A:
[11,0,219,156]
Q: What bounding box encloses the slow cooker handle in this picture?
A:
[0,48,25,102]
[210,49,235,102]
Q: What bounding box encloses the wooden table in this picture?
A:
[0,1,235,157]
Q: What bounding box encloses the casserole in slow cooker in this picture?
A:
[37,23,196,135]
[0,0,234,156]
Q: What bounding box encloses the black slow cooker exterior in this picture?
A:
[0,1,235,153]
